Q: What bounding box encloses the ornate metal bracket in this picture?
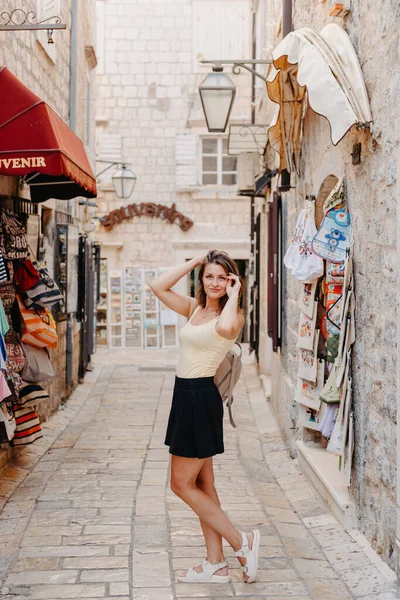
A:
[199,59,272,82]
[0,10,66,33]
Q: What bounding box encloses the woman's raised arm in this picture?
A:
[150,256,204,318]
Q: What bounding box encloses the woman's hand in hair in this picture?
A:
[226,273,242,298]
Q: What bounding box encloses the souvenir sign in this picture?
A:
[295,360,325,410]
[311,208,351,263]
[297,282,316,318]
[298,330,319,382]
[297,301,318,350]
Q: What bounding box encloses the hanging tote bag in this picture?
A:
[21,344,55,383]
[5,330,25,374]
[291,203,324,282]
[23,261,63,310]
[12,403,42,446]
[0,209,29,259]
[13,259,40,294]
[311,207,351,263]
[284,208,307,269]
[17,296,58,349]
[18,383,50,409]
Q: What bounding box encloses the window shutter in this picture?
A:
[97,133,122,182]
[175,134,198,188]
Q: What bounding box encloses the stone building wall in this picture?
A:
[95,0,252,299]
[256,0,399,570]
[0,0,97,417]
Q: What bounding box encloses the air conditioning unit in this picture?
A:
[237,152,260,193]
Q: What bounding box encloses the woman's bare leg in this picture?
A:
[171,455,254,581]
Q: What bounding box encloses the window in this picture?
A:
[201,138,237,186]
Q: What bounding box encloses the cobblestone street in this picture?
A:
[0,347,398,600]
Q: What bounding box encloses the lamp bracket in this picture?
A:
[95,160,130,179]
[200,59,272,82]
[0,9,66,31]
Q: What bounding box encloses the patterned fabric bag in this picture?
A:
[23,261,63,309]
[17,296,58,349]
[0,251,10,283]
[0,282,16,314]
[0,401,16,443]
[5,330,25,373]
[0,209,29,259]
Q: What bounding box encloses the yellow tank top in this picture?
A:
[176,306,237,379]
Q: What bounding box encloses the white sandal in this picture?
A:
[176,558,231,583]
[234,530,260,583]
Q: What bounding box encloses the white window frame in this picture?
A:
[200,137,237,186]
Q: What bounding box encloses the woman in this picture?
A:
[150,249,260,584]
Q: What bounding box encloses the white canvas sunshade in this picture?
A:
[267,24,373,173]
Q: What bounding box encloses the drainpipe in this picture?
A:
[66,0,78,388]
[282,0,292,37]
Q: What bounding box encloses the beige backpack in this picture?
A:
[214,342,242,428]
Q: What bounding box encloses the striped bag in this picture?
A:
[23,262,63,310]
[17,296,58,349]
[18,383,50,409]
[12,403,42,446]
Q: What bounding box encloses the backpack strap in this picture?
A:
[226,343,242,429]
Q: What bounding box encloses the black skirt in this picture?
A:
[165,376,224,459]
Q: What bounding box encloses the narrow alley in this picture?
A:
[0,348,398,600]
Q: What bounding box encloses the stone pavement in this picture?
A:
[0,347,399,600]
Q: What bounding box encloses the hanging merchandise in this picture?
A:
[312,206,351,263]
[297,282,317,318]
[297,301,318,350]
[295,359,325,410]
[284,208,307,269]
[319,403,339,438]
[22,261,63,310]
[320,363,340,404]
[326,334,340,363]
[5,331,25,374]
[0,372,12,402]
[12,403,42,445]
[298,329,320,382]
[326,282,343,335]
[0,209,29,260]
[327,379,352,456]
[0,249,10,283]
[327,261,345,283]
[18,383,50,409]
[0,282,16,315]
[291,203,324,281]
[21,344,55,383]
[0,401,16,443]
[17,296,58,349]
[323,177,345,214]
[0,298,9,337]
[13,259,40,294]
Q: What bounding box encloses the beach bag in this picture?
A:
[21,344,55,383]
[23,262,63,309]
[0,401,16,443]
[12,404,42,446]
[291,203,324,282]
[17,296,58,349]
[214,343,242,428]
[13,259,40,293]
[18,383,50,409]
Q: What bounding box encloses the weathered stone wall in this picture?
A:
[256,0,399,570]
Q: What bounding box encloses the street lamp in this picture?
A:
[198,66,236,133]
[96,161,137,199]
[112,166,137,199]
[198,59,272,133]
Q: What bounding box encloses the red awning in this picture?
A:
[0,67,97,202]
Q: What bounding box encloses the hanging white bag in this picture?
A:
[291,203,324,282]
[284,208,307,270]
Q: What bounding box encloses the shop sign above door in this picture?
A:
[101,203,194,232]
